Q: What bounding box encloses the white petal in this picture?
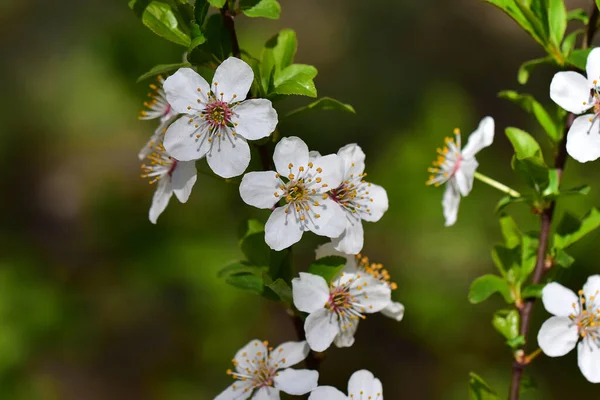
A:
[305,308,339,352]
[578,339,600,383]
[334,322,358,348]
[315,242,359,272]
[542,282,579,317]
[212,57,254,102]
[356,277,392,312]
[233,99,278,140]
[361,183,388,222]
[271,341,310,368]
[333,219,364,255]
[312,154,344,190]
[305,196,347,239]
[234,339,268,372]
[214,381,253,400]
[566,114,600,163]
[149,179,173,224]
[309,150,322,160]
[239,171,282,209]
[292,273,329,313]
[163,68,209,114]
[163,116,211,162]
[586,47,600,87]
[381,301,405,321]
[138,127,165,161]
[455,160,477,196]
[337,143,366,176]
[265,206,304,251]
[461,116,495,159]
[206,133,251,178]
[254,386,280,400]
[308,386,347,400]
[549,71,593,114]
[537,316,579,357]
[442,183,461,227]
[583,275,600,305]
[274,369,318,395]
[348,370,380,398]
[273,137,310,176]
[171,161,197,203]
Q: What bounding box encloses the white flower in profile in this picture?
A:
[316,242,404,323]
[239,136,347,251]
[309,370,383,400]
[138,75,178,160]
[537,275,600,383]
[328,144,388,254]
[140,144,197,224]
[215,339,318,400]
[162,57,278,178]
[550,48,600,163]
[426,117,494,226]
[292,265,391,352]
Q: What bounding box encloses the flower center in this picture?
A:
[426,128,463,187]
[140,144,176,184]
[331,170,374,216]
[324,274,368,331]
[226,341,281,393]
[355,254,398,290]
[570,289,600,340]
[202,100,233,129]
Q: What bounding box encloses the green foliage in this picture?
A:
[188,14,232,64]
[129,0,191,47]
[522,284,544,298]
[498,91,561,142]
[194,0,210,25]
[208,0,226,7]
[240,0,282,19]
[286,97,356,118]
[567,9,589,24]
[517,56,552,84]
[506,127,549,192]
[553,208,600,250]
[308,256,347,283]
[568,48,593,70]
[499,214,522,248]
[547,0,567,47]
[137,62,192,82]
[469,372,499,400]
[492,309,520,346]
[469,275,513,304]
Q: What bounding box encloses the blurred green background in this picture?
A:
[2,0,600,398]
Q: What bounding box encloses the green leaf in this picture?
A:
[308,256,346,283]
[484,0,545,48]
[542,168,560,197]
[286,97,356,117]
[194,0,210,25]
[562,185,591,196]
[240,0,281,19]
[499,214,522,248]
[554,248,575,267]
[512,157,549,190]
[137,62,191,82]
[547,0,567,46]
[498,91,560,141]
[218,261,265,278]
[208,0,226,7]
[517,56,552,85]
[567,8,589,24]
[492,309,520,340]
[131,1,191,47]
[562,30,584,57]
[491,245,520,277]
[568,48,592,70]
[468,275,513,304]
[505,127,543,161]
[187,14,232,64]
[513,0,549,46]
[265,278,293,304]
[469,372,499,400]
[226,274,264,294]
[273,64,318,97]
[522,283,545,299]
[495,195,528,213]
[554,208,600,249]
[260,29,298,94]
[130,0,153,18]
[506,335,526,349]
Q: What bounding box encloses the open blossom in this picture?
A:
[292,265,391,352]
[426,117,494,226]
[162,57,278,178]
[309,370,383,400]
[138,75,178,160]
[550,48,600,162]
[328,144,388,255]
[537,276,600,383]
[215,339,318,400]
[140,144,197,224]
[239,136,347,251]
[316,242,404,322]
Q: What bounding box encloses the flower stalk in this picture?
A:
[473,171,521,198]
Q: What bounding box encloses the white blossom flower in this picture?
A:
[426,117,494,226]
[292,265,391,352]
[308,370,383,400]
[215,339,318,400]
[537,275,600,383]
[550,48,600,162]
[162,57,278,178]
[140,144,197,224]
[328,144,388,254]
[316,242,404,323]
[239,136,347,251]
[138,75,178,160]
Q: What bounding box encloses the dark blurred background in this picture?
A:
[1,0,600,398]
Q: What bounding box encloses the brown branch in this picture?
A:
[508,4,599,395]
